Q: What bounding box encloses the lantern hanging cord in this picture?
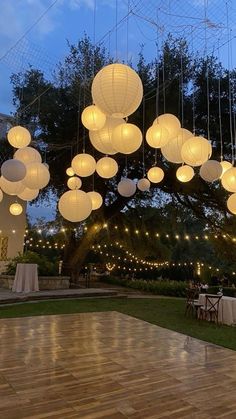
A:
[126,0,130,63]
[180,51,184,126]
[217,39,223,161]
[155,8,159,117]
[191,27,196,135]
[226,1,234,163]
[77,85,82,154]
[204,0,210,142]
[92,0,97,78]
[115,0,118,61]
[162,41,166,113]
[142,97,146,176]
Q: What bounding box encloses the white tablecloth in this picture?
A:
[199,294,236,326]
[12,263,39,293]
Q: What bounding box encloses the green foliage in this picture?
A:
[206,286,236,298]
[5,251,58,276]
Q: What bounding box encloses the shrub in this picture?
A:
[207,286,236,297]
[5,251,58,276]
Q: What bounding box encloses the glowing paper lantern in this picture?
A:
[96,157,118,179]
[0,190,3,202]
[72,153,96,177]
[9,203,23,216]
[146,123,170,148]
[176,165,194,183]
[181,136,212,167]
[18,188,39,201]
[87,191,103,210]
[200,160,222,182]
[67,176,82,190]
[92,63,143,118]
[227,193,236,215]
[23,163,50,189]
[221,167,236,192]
[81,105,106,131]
[154,113,181,139]
[0,176,25,195]
[137,178,150,191]
[220,161,232,179]
[147,167,164,183]
[58,190,92,222]
[66,167,75,176]
[118,178,136,197]
[14,147,42,164]
[7,126,31,148]
[112,123,142,154]
[89,117,123,155]
[161,129,193,163]
[1,159,26,182]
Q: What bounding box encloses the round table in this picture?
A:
[12,263,39,293]
[199,294,236,326]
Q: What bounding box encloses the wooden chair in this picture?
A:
[199,294,222,325]
[185,288,201,317]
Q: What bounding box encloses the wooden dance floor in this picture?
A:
[0,312,236,418]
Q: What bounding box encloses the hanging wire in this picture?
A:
[115,0,118,61]
[226,1,234,164]
[217,39,223,161]
[142,97,146,176]
[126,0,130,64]
[76,85,82,154]
[180,51,184,126]
[155,8,160,117]
[204,0,210,141]
[92,0,97,79]
[230,27,236,162]
[162,41,166,113]
[191,27,196,135]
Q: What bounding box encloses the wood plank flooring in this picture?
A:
[0,311,236,418]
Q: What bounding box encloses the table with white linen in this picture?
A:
[199,293,236,326]
[12,263,39,293]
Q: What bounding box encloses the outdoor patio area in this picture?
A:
[1,311,236,418]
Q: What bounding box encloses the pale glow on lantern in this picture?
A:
[161,129,193,163]
[81,105,106,131]
[66,167,75,176]
[1,159,26,182]
[181,136,212,167]
[18,188,39,201]
[14,147,42,164]
[23,163,50,189]
[71,153,96,177]
[9,202,23,216]
[89,116,123,155]
[67,176,82,190]
[96,157,118,178]
[112,123,142,154]
[176,165,194,182]
[137,178,150,191]
[87,191,103,210]
[0,176,25,195]
[118,178,136,197]
[221,167,236,192]
[200,160,222,182]
[0,189,3,202]
[146,123,170,148]
[7,126,31,148]
[154,113,181,139]
[220,161,232,179]
[92,63,143,118]
[58,190,92,222]
[227,193,236,214]
[147,167,164,183]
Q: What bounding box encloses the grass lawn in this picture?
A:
[0,297,236,351]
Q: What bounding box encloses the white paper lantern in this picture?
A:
[92,63,143,118]
[58,190,92,222]
[89,116,123,155]
[71,153,96,177]
[23,163,50,189]
[81,105,106,131]
[181,136,212,167]
[87,191,103,210]
[66,167,75,176]
[9,202,23,216]
[0,190,3,202]
[161,129,193,163]
[1,159,26,182]
[67,176,82,190]
[96,157,118,178]
[14,147,42,164]
[147,167,164,183]
[7,126,31,148]
[227,193,236,215]
[118,178,136,197]
[137,178,151,191]
[200,160,222,182]
[176,165,194,183]
[221,167,236,192]
[112,123,142,154]
[220,161,232,179]
[154,113,181,139]
[18,188,39,201]
[0,176,25,195]
[146,123,170,148]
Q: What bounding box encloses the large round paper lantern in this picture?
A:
[23,163,50,189]
[161,129,193,163]
[118,178,136,197]
[220,161,232,179]
[1,159,26,182]
[9,202,23,216]
[176,165,194,183]
[147,167,164,183]
[221,167,236,192]
[72,153,96,177]
[227,193,236,215]
[96,157,118,178]
[67,176,82,190]
[66,167,75,176]
[92,63,143,118]
[89,117,123,155]
[87,191,103,210]
[181,136,212,167]
[7,126,31,148]
[154,114,181,139]
[14,147,42,164]
[137,178,150,191]
[18,188,39,201]
[146,123,170,148]
[0,190,3,202]
[112,123,142,154]
[58,190,92,222]
[0,176,25,195]
[81,105,106,131]
[200,160,222,182]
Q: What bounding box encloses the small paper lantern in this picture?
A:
[0,190,3,202]
[14,147,42,164]
[176,165,194,183]
[154,113,181,139]
[92,63,143,118]
[7,126,31,148]
[0,176,25,195]
[1,159,26,182]
[67,176,82,190]
[89,116,123,155]
[9,202,23,216]
[227,193,236,215]
[181,136,212,167]
[147,167,164,183]
[220,161,232,179]
[221,167,236,192]
[137,178,150,191]
[58,190,92,222]
[146,123,170,148]
[87,191,103,210]
[23,163,50,189]
[18,188,39,201]
[72,153,96,177]
[112,123,142,154]
[200,160,222,182]
[66,167,75,176]
[161,129,193,163]
[81,105,106,131]
[118,178,136,197]
[96,157,118,178]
